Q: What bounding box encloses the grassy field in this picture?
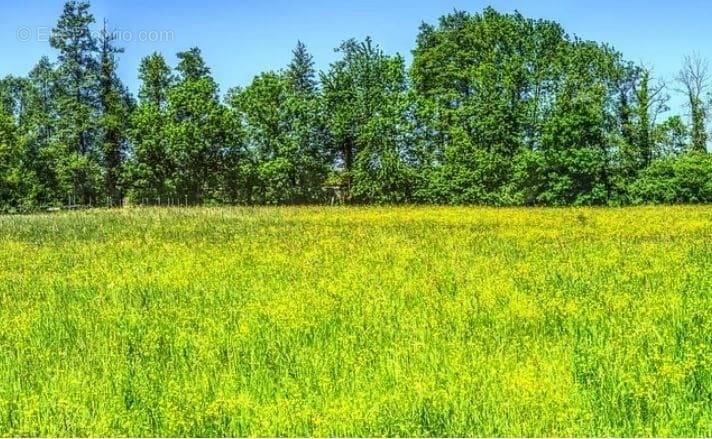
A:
[0,206,710,437]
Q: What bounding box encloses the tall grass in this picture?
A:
[0,206,710,436]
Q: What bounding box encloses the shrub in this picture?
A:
[629,153,712,204]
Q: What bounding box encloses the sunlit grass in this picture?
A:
[0,206,710,436]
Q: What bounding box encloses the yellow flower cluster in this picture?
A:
[0,205,709,436]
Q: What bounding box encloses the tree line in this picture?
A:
[1,2,711,212]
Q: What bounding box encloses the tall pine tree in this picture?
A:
[50,0,101,204]
[98,20,133,205]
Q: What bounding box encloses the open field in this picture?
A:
[0,206,710,436]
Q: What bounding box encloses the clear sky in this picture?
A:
[1,0,711,113]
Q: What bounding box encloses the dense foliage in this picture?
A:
[1,2,711,212]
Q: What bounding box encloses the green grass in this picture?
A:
[0,206,710,437]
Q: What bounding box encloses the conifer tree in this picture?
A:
[287,41,317,95]
[98,20,133,205]
[50,0,101,204]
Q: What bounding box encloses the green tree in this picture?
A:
[653,116,689,158]
[228,42,330,204]
[166,48,235,202]
[631,68,669,167]
[228,72,289,204]
[176,47,211,81]
[50,0,101,204]
[138,52,173,107]
[14,59,62,206]
[287,41,317,94]
[0,86,22,211]
[98,21,133,205]
[676,54,709,153]
[412,10,639,205]
[284,42,332,203]
[411,9,572,204]
[322,38,414,203]
[4,4,711,210]
[532,40,624,205]
[127,53,175,201]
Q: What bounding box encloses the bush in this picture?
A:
[508,148,612,206]
[418,146,514,205]
[629,153,712,204]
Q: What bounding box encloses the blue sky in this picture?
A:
[1,0,711,113]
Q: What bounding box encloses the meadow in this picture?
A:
[0,206,710,437]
